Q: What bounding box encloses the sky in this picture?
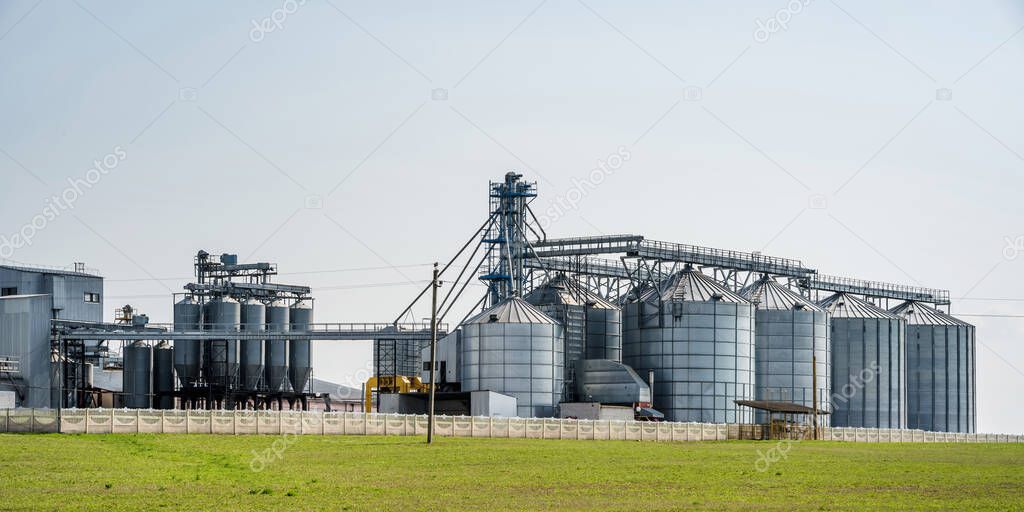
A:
[1,0,1022,432]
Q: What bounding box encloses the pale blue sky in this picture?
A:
[1,1,1022,431]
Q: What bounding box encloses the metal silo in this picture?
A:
[123,342,152,409]
[890,301,975,433]
[460,297,564,418]
[239,299,266,392]
[622,267,755,424]
[584,294,622,362]
[152,342,175,410]
[740,275,830,423]
[524,274,586,400]
[264,302,290,392]
[172,296,202,388]
[818,293,906,429]
[289,300,313,394]
[203,296,240,389]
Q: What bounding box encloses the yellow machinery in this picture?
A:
[364,376,430,413]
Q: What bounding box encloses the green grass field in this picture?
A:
[1,434,1021,511]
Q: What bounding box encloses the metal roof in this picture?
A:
[889,301,971,327]
[0,263,102,278]
[735,400,831,415]
[465,297,559,325]
[641,267,749,304]
[817,293,899,319]
[524,274,618,310]
[739,275,822,311]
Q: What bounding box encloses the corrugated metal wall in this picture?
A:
[0,294,54,408]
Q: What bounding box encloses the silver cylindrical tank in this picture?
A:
[265,302,290,392]
[524,274,586,401]
[239,300,266,392]
[622,267,755,424]
[123,342,152,409]
[203,296,240,388]
[584,296,622,362]
[819,293,906,429]
[172,296,202,388]
[289,300,313,394]
[740,276,830,423]
[152,342,175,410]
[460,297,564,418]
[890,301,975,433]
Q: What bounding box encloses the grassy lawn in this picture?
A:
[0,434,1021,511]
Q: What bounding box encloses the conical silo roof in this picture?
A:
[524,273,618,310]
[739,275,822,311]
[817,293,899,319]
[642,267,748,303]
[889,301,971,326]
[466,297,559,325]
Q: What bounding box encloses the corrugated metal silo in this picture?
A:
[172,296,202,388]
[152,342,175,409]
[460,297,564,418]
[203,296,240,388]
[289,300,313,394]
[584,295,622,362]
[740,275,830,422]
[265,301,290,392]
[239,299,266,391]
[622,267,755,424]
[818,293,906,428]
[123,342,152,409]
[890,301,975,433]
[524,274,586,400]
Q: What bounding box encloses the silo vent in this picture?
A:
[489,314,499,323]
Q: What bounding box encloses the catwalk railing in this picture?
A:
[2,409,1020,443]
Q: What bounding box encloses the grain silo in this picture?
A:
[203,296,240,389]
[123,341,152,409]
[239,299,266,391]
[818,293,906,428]
[289,300,313,394]
[739,275,830,422]
[152,342,175,409]
[172,296,202,388]
[264,301,290,392]
[890,301,975,433]
[622,266,755,424]
[460,297,564,418]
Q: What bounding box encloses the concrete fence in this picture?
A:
[1,409,1021,444]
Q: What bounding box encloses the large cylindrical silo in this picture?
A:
[460,297,564,418]
[289,300,313,394]
[819,293,906,429]
[890,301,975,433]
[584,295,622,362]
[123,341,152,409]
[203,296,240,388]
[239,299,266,392]
[740,276,830,423]
[265,302,290,392]
[152,342,175,410]
[172,296,202,388]
[622,267,755,424]
[524,274,586,401]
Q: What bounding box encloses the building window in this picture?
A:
[1,287,16,296]
[84,292,101,303]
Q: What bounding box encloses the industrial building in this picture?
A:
[0,172,978,435]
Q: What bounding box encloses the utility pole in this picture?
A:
[427,263,440,444]
[812,354,819,440]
